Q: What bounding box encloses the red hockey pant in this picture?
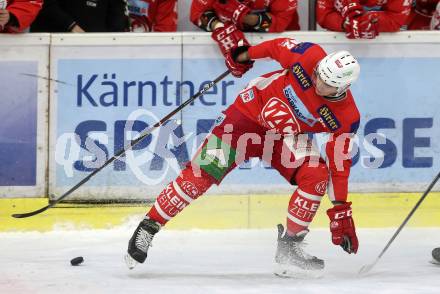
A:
[147,105,329,235]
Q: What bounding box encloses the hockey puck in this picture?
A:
[70,256,84,266]
[432,247,440,264]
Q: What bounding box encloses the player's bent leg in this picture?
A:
[286,162,328,235]
[126,105,262,269]
[126,165,216,269]
[274,162,328,278]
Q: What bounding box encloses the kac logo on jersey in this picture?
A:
[317,105,340,131]
[239,88,255,103]
[261,97,301,135]
[283,85,318,127]
[291,63,312,90]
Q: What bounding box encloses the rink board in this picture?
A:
[0,35,49,197]
[1,32,440,201]
[1,192,440,232]
[48,32,440,201]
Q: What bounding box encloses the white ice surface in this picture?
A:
[1,222,439,294]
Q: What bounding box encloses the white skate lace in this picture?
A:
[287,240,324,270]
[135,228,154,253]
[291,241,314,260]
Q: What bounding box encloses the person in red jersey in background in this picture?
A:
[127,0,178,32]
[316,0,412,39]
[192,1,299,89]
[190,0,299,33]
[0,0,42,33]
[431,1,440,29]
[406,0,440,30]
[126,37,362,278]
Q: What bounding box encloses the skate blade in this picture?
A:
[124,253,139,270]
[274,263,324,279]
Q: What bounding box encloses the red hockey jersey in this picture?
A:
[316,0,411,32]
[406,0,439,30]
[1,0,42,33]
[128,0,177,32]
[190,0,299,32]
[234,38,360,202]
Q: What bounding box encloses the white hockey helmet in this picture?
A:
[316,50,360,96]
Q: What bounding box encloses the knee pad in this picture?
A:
[286,162,328,235]
[295,162,329,196]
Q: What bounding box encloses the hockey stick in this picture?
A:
[12,69,231,218]
[359,171,440,275]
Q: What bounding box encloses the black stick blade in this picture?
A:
[11,205,51,218]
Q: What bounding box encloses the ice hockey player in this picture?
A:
[126,36,361,278]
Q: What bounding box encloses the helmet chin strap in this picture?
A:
[324,84,350,101]
[324,92,347,101]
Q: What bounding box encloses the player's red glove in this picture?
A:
[211,22,250,57]
[214,0,251,29]
[344,13,379,39]
[225,46,253,78]
[327,202,358,254]
[340,0,364,19]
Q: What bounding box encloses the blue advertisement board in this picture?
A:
[54,57,439,190]
[0,61,38,186]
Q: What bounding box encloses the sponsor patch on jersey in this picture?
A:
[193,135,236,181]
[214,113,226,126]
[291,63,312,90]
[290,42,315,54]
[239,88,255,103]
[317,105,341,131]
[261,97,301,135]
[283,85,318,127]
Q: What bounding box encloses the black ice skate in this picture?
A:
[431,247,440,265]
[274,224,324,278]
[125,217,161,270]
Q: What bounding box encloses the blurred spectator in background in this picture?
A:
[30,0,129,32]
[431,1,440,29]
[190,0,299,68]
[316,0,411,39]
[0,0,42,33]
[190,0,299,33]
[128,0,177,32]
[406,0,439,30]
